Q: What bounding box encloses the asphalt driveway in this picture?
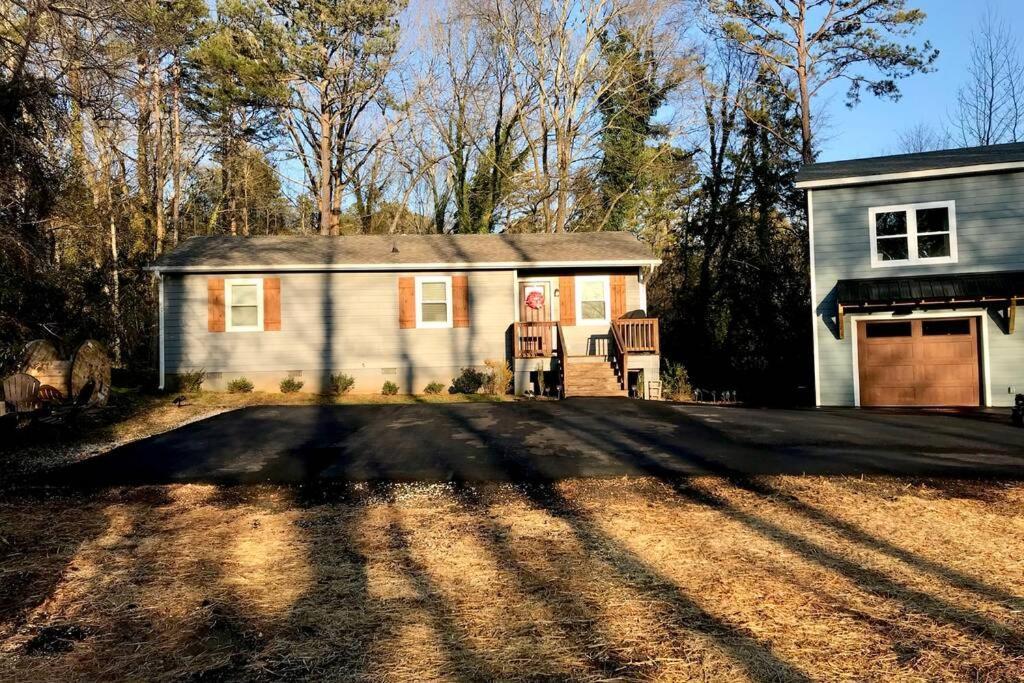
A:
[49,399,1024,485]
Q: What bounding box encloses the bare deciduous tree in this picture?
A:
[950,7,1024,147]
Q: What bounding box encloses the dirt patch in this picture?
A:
[1,477,1022,681]
[23,624,88,656]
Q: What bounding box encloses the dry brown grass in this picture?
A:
[1,476,1022,681]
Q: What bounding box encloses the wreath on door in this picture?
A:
[525,290,545,310]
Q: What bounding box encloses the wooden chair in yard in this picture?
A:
[36,380,95,429]
[3,373,41,414]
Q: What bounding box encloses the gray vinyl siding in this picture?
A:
[162,266,648,393]
[164,270,515,393]
[811,170,1024,406]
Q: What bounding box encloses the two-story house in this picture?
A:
[799,143,1024,408]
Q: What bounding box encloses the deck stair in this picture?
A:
[562,355,626,397]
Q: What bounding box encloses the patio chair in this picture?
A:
[37,380,95,429]
[3,373,41,414]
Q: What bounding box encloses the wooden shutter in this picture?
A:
[559,275,575,325]
[264,277,281,331]
[208,277,225,333]
[452,275,470,328]
[610,274,626,319]
[398,276,415,329]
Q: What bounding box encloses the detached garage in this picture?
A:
[834,272,1024,408]
[855,317,980,407]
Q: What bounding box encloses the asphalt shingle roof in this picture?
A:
[797,142,1024,187]
[151,232,660,271]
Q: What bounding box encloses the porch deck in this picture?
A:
[513,319,660,398]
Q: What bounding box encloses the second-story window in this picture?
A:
[869,200,957,267]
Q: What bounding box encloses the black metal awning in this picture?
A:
[832,271,1024,338]
[836,271,1024,306]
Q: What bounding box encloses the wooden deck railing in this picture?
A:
[609,323,628,392]
[514,321,557,358]
[612,318,660,354]
[555,323,568,399]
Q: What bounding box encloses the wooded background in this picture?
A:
[3,0,1017,402]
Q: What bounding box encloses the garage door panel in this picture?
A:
[920,340,976,361]
[861,343,915,365]
[858,317,980,407]
[872,364,916,385]
[916,363,977,386]
[918,385,978,405]
[862,386,916,405]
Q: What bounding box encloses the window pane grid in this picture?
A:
[226,281,262,330]
[872,203,954,265]
[418,279,451,326]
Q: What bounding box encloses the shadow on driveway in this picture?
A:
[42,399,1024,486]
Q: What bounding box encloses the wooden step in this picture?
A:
[565,387,627,397]
[566,355,610,364]
[562,355,625,397]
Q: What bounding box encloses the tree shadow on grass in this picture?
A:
[571,400,1024,613]
[533,403,1024,658]
[425,406,815,682]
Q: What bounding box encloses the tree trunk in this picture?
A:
[152,56,165,255]
[136,53,152,240]
[97,130,122,367]
[171,57,182,246]
[241,163,250,236]
[795,4,814,164]
[554,135,569,232]
[318,87,335,235]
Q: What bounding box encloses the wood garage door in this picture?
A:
[857,317,981,407]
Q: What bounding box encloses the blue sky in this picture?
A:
[818,0,1024,161]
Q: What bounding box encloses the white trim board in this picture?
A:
[147,258,662,274]
[808,190,821,407]
[795,161,1024,189]
[848,309,992,408]
[158,273,165,391]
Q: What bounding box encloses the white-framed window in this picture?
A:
[225,278,264,332]
[869,200,958,267]
[415,275,452,328]
[575,275,610,325]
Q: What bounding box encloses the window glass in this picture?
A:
[876,237,910,261]
[875,211,907,236]
[916,207,949,233]
[865,321,912,338]
[230,284,259,327]
[922,319,971,336]
[580,279,607,320]
[421,282,446,301]
[419,280,449,324]
[917,233,950,259]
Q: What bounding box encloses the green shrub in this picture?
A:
[482,359,513,395]
[382,380,399,395]
[280,376,304,393]
[423,381,445,395]
[329,372,355,395]
[451,367,486,394]
[177,369,205,393]
[661,362,692,401]
[227,377,254,394]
